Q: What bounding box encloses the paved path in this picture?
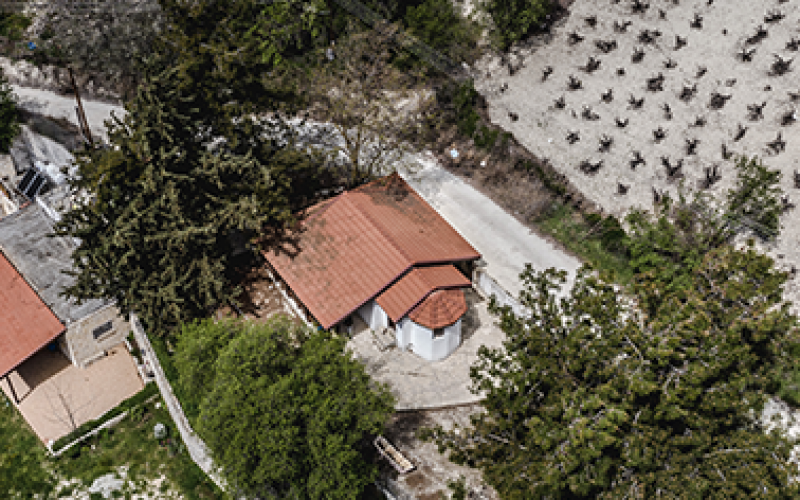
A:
[401,155,582,299]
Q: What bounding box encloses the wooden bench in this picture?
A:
[374,435,415,474]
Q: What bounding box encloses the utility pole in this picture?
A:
[67,66,94,147]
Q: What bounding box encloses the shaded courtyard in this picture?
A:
[2,343,144,445]
[346,288,505,410]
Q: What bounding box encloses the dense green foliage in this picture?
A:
[726,155,784,240]
[0,11,30,41]
[438,79,506,151]
[54,0,326,333]
[174,317,395,499]
[626,157,783,312]
[431,250,799,498]
[625,192,731,314]
[0,70,19,153]
[480,0,553,49]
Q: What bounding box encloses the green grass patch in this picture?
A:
[534,202,634,284]
[0,394,56,498]
[52,383,159,451]
[1,387,223,499]
[55,394,224,500]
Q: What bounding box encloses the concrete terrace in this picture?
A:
[346,289,504,410]
[2,344,143,444]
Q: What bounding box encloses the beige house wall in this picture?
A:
[63,305,131,367]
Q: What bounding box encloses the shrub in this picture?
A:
[0,12,31,41]
[0,70,19,153]
[452,80,481,138]
[481,0,554,50]
[725,156,783,240]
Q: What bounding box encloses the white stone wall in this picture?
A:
[357,300,390,331]
[397,317,462,362]
[63,304,130,367]
[474,269,526,317]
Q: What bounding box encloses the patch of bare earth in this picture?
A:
[471,0,800,309]
[380,405,499,500]
[217,259,298,324]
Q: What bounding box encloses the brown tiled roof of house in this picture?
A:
[407,288,467,330]
[376,265,470,322]
[263,174,480,329]
[0,252,64,378]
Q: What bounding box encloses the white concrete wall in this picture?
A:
[64,304,131,367]
[357,300,389,331]
[396,317,462,362]
[262,264,312,327]
[474,269,527,317]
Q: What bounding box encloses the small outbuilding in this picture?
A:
[0,202,131,379]
[263,173,481,361]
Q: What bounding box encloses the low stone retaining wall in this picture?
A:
[129,313,226,491]
[474,268,526,317]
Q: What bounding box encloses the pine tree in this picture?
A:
[431,249,800,498]
[53,2,326,333]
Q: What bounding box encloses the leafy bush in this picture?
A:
[481,0,554,49]
[405,0,473,52]
[441,79,504,151]
[0,12,31,41]
[179,317,395,499]
[451,80,481,138]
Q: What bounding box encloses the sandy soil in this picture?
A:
[473,0,800,308]
[383,405,499,500]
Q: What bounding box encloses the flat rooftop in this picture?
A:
[0,202,107,324]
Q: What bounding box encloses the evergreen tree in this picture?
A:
[726,156,784,240]
[0,69,19,153]
[480,0,554,50]
[54,1,326,333]
[175,317,395,499]
[431,250,800,498]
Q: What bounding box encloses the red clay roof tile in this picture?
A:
[263,174,479,329]
[407,288,467,330]
[0,252,64,377]
[376,265,470,322]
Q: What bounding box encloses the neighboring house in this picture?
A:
[263,173,481,361]
[0,201,130,400]
[0,249,64,403]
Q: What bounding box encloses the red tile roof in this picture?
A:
[0,252,64,378]
[376,265,471,322]
[408,288,467,330]
[263,174,480,329]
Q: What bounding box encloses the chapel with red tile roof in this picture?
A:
[263,173,481,361]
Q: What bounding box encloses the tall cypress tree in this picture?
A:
[54,1,325,333]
